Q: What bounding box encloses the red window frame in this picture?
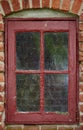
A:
[5,18,79,124]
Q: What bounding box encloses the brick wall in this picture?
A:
[0,0,82,130]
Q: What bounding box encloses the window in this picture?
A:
[5,18,78,124]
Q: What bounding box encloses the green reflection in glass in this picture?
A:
[44,32,68,70]
[16,74,40,112]
[16,32,40,70]
[44,74,68,112]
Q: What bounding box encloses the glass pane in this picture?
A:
[44,74,68,112]
[16,32,40,70]
[44,32,68,70]
[16,74,40,112]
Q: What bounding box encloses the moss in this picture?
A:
[5,9,78,18]
[6,125,23,130]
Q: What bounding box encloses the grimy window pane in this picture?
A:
[44,74,68,112]
[16,32,40,70]
[44,32,68,70]
[16,74,40,112]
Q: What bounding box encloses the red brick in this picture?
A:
[0,63,4,72]
[0,125,4,130]
[52,0,60,9]
[0,24,4,32]
[11,0,20,11]
[80,83,83,92]
[0,44,4,52]
[32,0,40,8]
[80,64,83,72]
[0,14,3,21]
[79,33,83,41]
[79,55,83,62]
[79,94,83,102]
[0,104,4,112]
[1,0,11,15]
[0,114,2,122]
[80,13,83,21]
[42,0,50,8]
[0,56,4,62]
[72,0,82,14]
[79,51,83,62]
[61,0,71,11]
[80,73,83,82]
[79,44,83,62]
[0,73,4,82]
[0,55,4,62]
[0,94,4,102]
[0,33,3,42]
[79,51,83,57]
[80,126,83,130]
[24,126,39,130]
[22,0,29,9]
[80,104,83,112]
[79,44,83,52]
[80,115,83,122]
[75,126,81,130]
[41,125,57,130]
[0,84,4,92]
[79,23,83,31]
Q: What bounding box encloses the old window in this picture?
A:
[5,18,78,124]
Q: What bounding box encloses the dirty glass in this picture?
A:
[44,32,68,70]
[16,74,40,111]
[44,74,68,112]
[16,32,40,70]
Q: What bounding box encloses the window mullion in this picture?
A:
[40,31,45,113]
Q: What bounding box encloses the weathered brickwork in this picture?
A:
[61,0,71,11]
[11,0,20,11]
[52,0,60,9]
[32,0,40,8]
[0,0,82,130]
[72,0,82,14]
[22,0,29,9]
